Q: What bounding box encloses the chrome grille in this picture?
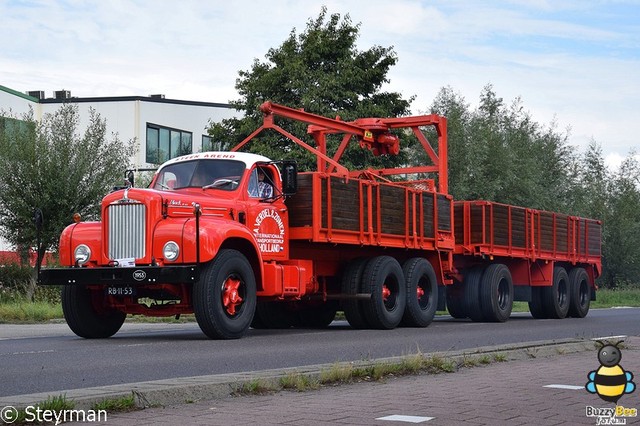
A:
[108,203,146,259]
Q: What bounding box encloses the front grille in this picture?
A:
[107,203,146,259]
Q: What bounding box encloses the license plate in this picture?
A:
[106,287,136,296]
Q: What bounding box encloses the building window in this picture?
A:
[146,123,192,164]
[202,135,213,152]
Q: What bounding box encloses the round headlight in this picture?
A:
[74,244,91,265]
[163,241,180,261]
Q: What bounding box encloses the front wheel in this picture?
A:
[62,285,126,338]
[193,249,257,339]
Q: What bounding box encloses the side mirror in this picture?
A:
[281,161,297,196]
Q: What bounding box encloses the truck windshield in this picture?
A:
[153,159,247,191]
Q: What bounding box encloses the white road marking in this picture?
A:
[544,384,584,390]
[376,414,435,423]
[0,349,55,356]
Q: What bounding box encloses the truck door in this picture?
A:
[245,166,289,261]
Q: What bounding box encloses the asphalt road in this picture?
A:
[1,307,638,397]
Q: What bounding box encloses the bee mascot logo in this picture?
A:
[586,340,636,403]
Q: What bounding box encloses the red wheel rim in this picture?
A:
[222,276,243,316]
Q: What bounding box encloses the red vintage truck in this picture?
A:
[39,102,602,339]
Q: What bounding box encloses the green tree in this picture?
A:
[208,6,412,171]
[600,151,640,287]
[431,84,576,212]
[0,105,133,296]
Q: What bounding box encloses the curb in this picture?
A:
[0,338,597,410]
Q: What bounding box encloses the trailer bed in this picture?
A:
[453,200,602,267]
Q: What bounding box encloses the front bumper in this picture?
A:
[38,265,200,286]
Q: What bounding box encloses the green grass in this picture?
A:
[13,394,75,424]
[591,288,640,308]
[91,393,137,411]
[0,299,62,323]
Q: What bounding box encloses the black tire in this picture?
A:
[297,301,338,328]
[446,282,467,319]
[528,286,547,319]
[568,268,591,318]
[254,302,297,329]
[479,264,513,322]
[360,256,406,329]
[401,258,438,327]
[463,266,484,322]
[341,258,370,329]
[541,266,570,319]
[193,249,256,339]
[62,285,125,339]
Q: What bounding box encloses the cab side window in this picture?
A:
[248,167,274,198]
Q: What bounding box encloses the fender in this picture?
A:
[175,216,262,264]
[60,222,102,267]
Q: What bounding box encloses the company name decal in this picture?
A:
[253,209,285,253]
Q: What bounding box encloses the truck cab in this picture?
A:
[41,151,298,340]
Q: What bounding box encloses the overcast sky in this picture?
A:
[1,0,638,169]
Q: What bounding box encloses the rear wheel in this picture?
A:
[193,249,256,339]
[541,266,570,319]
[360,256,406,329]
[568,268,591,318]
[463,267,485,322]
[401,258,438,327]
[528,286,546,319]
[341,258,369,329]
[62,285,126,338]
[446,282,467,319]
[479,264,513,322]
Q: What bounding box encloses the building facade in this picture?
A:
[0,84,239,252]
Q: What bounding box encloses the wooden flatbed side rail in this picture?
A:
[453,200,602,266]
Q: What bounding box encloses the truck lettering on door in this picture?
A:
[253,208,285,253]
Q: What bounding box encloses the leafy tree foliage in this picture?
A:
[430,85,573,212]
[599,152,640,287]
[0,105,133,281]
[208,6,412,171]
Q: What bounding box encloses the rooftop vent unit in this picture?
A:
[27,90,45,100]
[54,90,71,99]
[149,94,165,99]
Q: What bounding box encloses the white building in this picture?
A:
[0,84,240,251]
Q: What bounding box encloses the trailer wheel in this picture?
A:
[528,287,546,319]
[62,285,126,339]
[360,256,406,329]
[446,282,467,319]
[541,266,570,319]
[401,258,438,327]
[341,258,370,329]
[568,268,591,318]
[463,266,485,322]
[479,264,513,322]
[193,249,256,339]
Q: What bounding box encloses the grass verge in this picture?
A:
[233,352,497,396]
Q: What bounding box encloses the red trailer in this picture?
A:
[38,102,601,339]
